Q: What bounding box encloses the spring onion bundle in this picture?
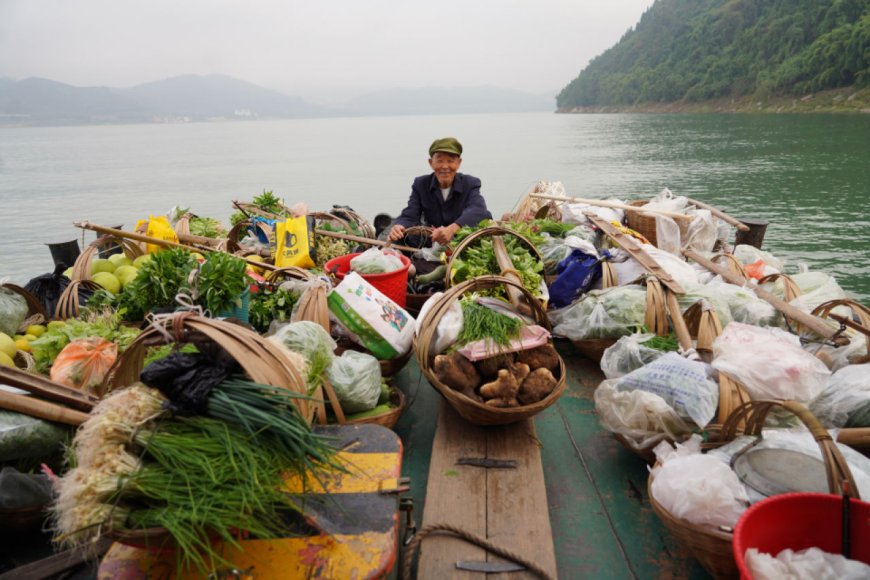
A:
[455,297,523,348]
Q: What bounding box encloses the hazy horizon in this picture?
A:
[0,0,654,106]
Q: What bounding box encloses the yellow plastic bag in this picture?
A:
[275,216,316,269]
[134,215,179,254]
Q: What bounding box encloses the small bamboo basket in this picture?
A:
[2,282,50,330]
[625,199,690,248]
[415,275,565,426]
[648,399,861,579]
[317,379,406,430]
[810,298,870,364]
[328,206,376,239]
[571,278,667,363]
[710,253,749,284]
[55,235,145,320]
[103,312,314,422]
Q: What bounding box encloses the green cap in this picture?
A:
[429,137,462,157]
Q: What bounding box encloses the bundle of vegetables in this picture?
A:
[315,221,352,266]
[54,376,340,575]
[193,251,250,315]
[230,190,286,226]
[169,207,227,238]
[117,249,199,320]
[450,223,544,298]
[248,286,300,333]
[30,312,139,374]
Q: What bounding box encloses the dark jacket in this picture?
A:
[393,172,492,229]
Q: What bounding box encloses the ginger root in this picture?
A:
[479,362,530,407]
[434,351,481,401]
[518,367,557,406]
[516,343,560,374]
[475,352,515,381]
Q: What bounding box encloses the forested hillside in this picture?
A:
[557,0,869,109]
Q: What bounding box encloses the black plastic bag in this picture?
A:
[23,264,95,317]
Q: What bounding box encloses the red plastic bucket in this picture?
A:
[324,252,411,308]
[733,492,870,579]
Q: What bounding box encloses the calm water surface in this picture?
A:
[1,113,867,301]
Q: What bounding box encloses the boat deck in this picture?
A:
[392,340,710,579]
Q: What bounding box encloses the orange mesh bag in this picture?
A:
[50,337,118,394]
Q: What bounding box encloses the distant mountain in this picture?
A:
[0,74,333,125]
[345,86,554,116]
[557,0,870,109]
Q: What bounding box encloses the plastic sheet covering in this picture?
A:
[733,245,784,272]
[600,333,668,380]
[643,245,700,289]
[789,270,847,314]
[0,409,68,463]
[550,285,647,340]
[594,380,692,450]
[650,435,749,529]
[806,331,869,373]
[538,234,573,275]
[810,363,870,428]
[0,466,53,509]
[616,352,719,428]
[746,547,870,580]
[683,209,719,253]
[708,280,781,328]
[326,350,382,413]
[0,285,28,337]
[561,199,625,226]
[415,292,462,356]
[350,248,404,274]
[712,322,831,403]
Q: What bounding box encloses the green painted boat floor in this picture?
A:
[392,341,711,579]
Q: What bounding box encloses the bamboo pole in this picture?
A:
[683,248,849,345]
[314,228,417,253]
[684,197,749,231]
[529,193,692,221]
[0,389,89,426]
[664,288,695,353]
[0,367,96,411]
[74,221,280,272]
[491,235,529,313]
[837,428,870,450]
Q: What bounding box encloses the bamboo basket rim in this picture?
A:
[101,312,313,422]
[625,199,690,248]
[54,279,102,321]
[445,225,544,290]
[322,384,405,429]
[2,282,50,326]
[308,211,355,234]
[710,253,749,284]
[328,207,377,239]
[648,399,859,579]
[70,235,145,282]
[415,275,564,426]
[757,272,802,302]
[811,298,870,354]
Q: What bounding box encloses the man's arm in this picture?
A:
[389,180,425,241]
[453,176,492,227]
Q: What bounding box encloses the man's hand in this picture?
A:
[432,223,460,245]
[388,224,406,242]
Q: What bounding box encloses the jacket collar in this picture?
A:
[428,172,465,194]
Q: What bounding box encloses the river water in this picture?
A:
[1,112,867,301]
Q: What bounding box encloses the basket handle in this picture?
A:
[710,253,748,284]
[445,225,543,289]
[313,379,347,425]
[757,273,802,302]
[643,277,668,337]
[811,299,870,360]
[721,400,860,499]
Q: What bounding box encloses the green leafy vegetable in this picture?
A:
[195,252,250,315]
[118,249,198,320]
[30,312,139,373]
[455,297,522,347]
[248,287,300,333]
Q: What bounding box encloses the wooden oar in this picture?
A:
[683,248,849,345]
[74,221,280,272]
[0,367,96,411]
[684,197,749,231]
[585,214,685,295]
[530,193,692,221]
[315,228,417,253]
[0,389,89,426]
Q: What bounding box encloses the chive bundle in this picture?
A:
[456,298,523,347]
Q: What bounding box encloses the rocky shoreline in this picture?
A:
[557,87,870,114]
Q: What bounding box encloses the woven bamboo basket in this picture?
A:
[445,225,543,290]
[683,298,724,362]
[334,337,413,378]
[318,380,406,430]
[649,399,860,579]
[55,235,145,320]
[329,206,376,239]
[757,273,801,302]
[625,200,690,248]
[710,253,749,283]
[2,282,50,329]
[810,298,870,364]
[571,278,667,363]
[102,312,313,421]
[415,275,565,426]
[403,226,437,316]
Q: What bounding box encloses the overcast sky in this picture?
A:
[0,0,653,105]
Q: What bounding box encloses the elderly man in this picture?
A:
[388,137,492,245]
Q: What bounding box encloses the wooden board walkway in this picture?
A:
[417,402,557,579]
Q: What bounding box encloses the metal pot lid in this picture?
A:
[733,447,829,497]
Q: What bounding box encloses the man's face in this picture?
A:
[429,152,462,189]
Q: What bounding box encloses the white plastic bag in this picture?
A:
[654,215,682,255]
[551,286,647,340]
[605,248,647,287]
[594,380,692,451]
[746,547,870,580]
[789,271,847,314]
[650,435,749,529]
[600,333,669,380]
[561,199,625,226]
[350,247,404,274]
[810,363,870,428]
[733,245,784,272]
[415,292,462,355]
[683,209,718,253]
[643,245,700,289]
[616,352,719,428]
[326,350,382,413]
[0,286,28,337]
[712,323,831,403]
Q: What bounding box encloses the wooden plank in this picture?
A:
[585,214,686,295]
[529,193,692,221]
[418,401,487,579]
[486,419,558,580]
